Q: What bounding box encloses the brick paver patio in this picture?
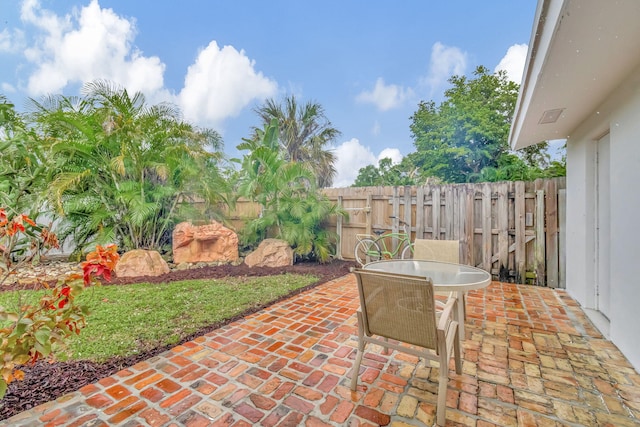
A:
[4,275,640,426]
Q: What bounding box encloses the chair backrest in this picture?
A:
[353,269,438,350]
[413,239,460,263]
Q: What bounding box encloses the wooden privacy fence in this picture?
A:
[224,177,565,287]
[322,178,566,287]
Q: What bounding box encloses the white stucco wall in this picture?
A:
[608,84,640,370]
[565,136,596,307]
[565,63,640,371]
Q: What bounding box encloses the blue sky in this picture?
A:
[0,0,538,187]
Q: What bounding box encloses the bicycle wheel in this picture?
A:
[354,239,382,266]
[401,243,414,259]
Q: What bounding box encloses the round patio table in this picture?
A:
[362,259,492,340]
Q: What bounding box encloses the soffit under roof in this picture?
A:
[510,0,640,149]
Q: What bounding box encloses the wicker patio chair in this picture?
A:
[413,239,466,325]
[413,239,460,263]
[351,269,462,426]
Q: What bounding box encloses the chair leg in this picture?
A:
[462,292,467,320]
[350,348,364,390]
[454,324,462,375]
[383,337,390,355]
[436,358,448,426]
[351,311,366,391]
[455,291,465,342]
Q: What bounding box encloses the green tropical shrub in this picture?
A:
[236,120,346,263]
[0,97,49,222]
[25,81,230,254]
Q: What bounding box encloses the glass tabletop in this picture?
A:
[362,259,492,291]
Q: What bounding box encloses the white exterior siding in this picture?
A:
[608,78,640,370]
[510,0,640,374]
[565,137,596,309]
[565,63,640,370]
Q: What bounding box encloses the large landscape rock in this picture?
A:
[115,249,170,278]
[245,239,293,268]
[172,221,239,264]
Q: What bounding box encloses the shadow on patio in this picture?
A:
[5,275,640,426]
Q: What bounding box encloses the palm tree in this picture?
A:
[27,80,229,254]
[252,95,340,188]
[236,120,345,262]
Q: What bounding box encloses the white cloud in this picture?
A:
[20,0,166,97]
[371,121,381,136]
[357,42,466,110]
[356,78,413,111]
[332,138,377,188]
[0,28,25,53]
[20,0,70,38]
[331,140,405,188]
[178,41,278,127]
[14,0,277,130]
[495,43,528,83]
[421,42,467,93]
[1,82,17,93]
[378,148,402,164]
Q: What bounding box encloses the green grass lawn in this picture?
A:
[0,273,318,362]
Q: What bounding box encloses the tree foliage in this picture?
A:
[353,66,565,186]
[0,97,49,219]
[251,95,340,188]
[408,66,532,183]
[236,120,346,262]
[25,81,229,254]
[352,157,418,187]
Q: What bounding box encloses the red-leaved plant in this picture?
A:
[0,208,119,398]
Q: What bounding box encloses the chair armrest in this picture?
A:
[437,295,457,332]
[435,291,455,308]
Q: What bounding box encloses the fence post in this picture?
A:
[445,186,454,240]
[558,188,567,288]
[535,186,546,286]
[336,195,343,260]
[515,181,526,283]
[416,186,425,239]
[482,183,492,272]
[497,182,509,281]
[433,186,441,239]
[467,186,475,267]
[452,186,460,242]
[403,186,412,243]
[365,194,373,236]
[390,188,400,253]
[545,179,559,288]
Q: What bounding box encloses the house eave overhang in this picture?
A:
[509,0,640,150]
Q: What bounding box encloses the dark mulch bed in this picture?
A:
[0,260,356,421]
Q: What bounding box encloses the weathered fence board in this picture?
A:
[545,179,559,288]
[535,187,546,286]
[497,182,509,280]
[515,181,526,283]
[558,189,567,288]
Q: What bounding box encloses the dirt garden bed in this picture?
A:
[0,259,356,421]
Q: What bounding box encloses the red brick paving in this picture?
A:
[4,276,640,426]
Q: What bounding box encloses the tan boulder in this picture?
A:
[115,249,170,278]
[172,221,239,264]
[245,239,294,268]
